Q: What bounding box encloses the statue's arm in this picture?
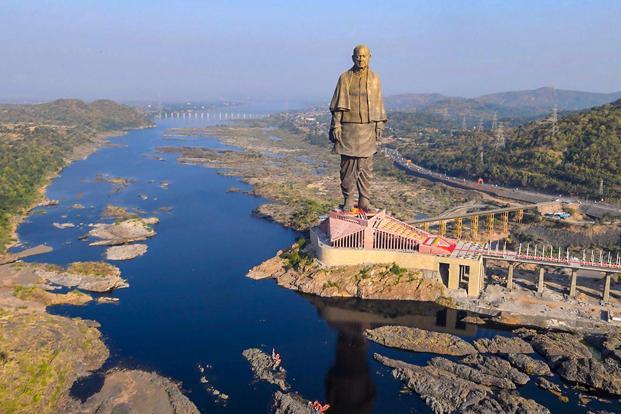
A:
[330,111,343,143]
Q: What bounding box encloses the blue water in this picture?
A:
[11,117,618,413]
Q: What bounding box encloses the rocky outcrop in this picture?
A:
[248,243,448,302]
[556,357,621,396]
[364,326,477,356]
[535,377,568,402]
[105,243,148,260]
[68,369,199,414]
[374,353,550,414]
[242,348,289,391]
[474,336,534,354]
[273,391,314,414]
[87,217,158,246]
[0,310,108,413]
[428,357,516,389]
[35,262,128,293]
[460,354,530,385]
[505,353,552,376]
[527,332,592,368]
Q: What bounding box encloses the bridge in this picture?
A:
[480,240,621,302]
[411,202,559,239]
[155,111,268,121]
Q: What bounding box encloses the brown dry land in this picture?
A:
[160,125,476,230]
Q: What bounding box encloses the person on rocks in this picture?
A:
[329,44,387,213]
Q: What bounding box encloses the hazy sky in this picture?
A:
[2,0,620,103]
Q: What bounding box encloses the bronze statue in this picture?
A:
[329,44,387,212]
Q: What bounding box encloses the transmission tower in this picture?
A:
[491,112,498,131]
[496,122,505,148]
[551,104,558,136]
[462,114,467,130]
[477,117,484,131]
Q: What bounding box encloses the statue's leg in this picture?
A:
[357,156,374,210]
[340,155,357,210]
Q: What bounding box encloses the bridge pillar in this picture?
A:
[487,213,495,236]
[507,264,514,290]
[471,215,479,239]
[423,222,429,233]
[515,209,524,223]
[537,267,545,295]
[439,220,447,236]
[603,272,611,303]
[455,217,462,239]
[502,211,509,233]
[569,269,577,298]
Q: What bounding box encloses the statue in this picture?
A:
[329,44,387,213]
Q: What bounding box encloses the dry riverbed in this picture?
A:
[160,125,476,230]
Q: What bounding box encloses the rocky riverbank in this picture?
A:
[248,240,450,303]
[368,325,621,413]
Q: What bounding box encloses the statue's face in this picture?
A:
[352,48,370,70]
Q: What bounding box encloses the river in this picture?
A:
[10,116,616,413]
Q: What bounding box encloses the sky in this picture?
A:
[1,0,620,103]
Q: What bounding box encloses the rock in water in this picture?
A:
[461,354,530,385]
[364,326,477,356]
[273,391,314,414]
[242,348,289,391]
[505,353,552,376]
[528,332,592,368]
[87,217,158,246]
[36,262,128,293]
[105,244,148,260]
[70,369,199,414]
[556,357,621,396]
[474,336,534,354]
[536,377,568,402]
[374,353,550,414]
[428,357,516,389]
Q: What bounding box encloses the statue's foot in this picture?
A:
[358,199,379,214]
[342,197,356,212]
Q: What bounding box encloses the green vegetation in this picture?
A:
[0,99,148,250]
[67,261,117,277]
[398,99,621,200]
[280,239,313,271]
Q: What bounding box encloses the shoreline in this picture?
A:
[4,128,147,253]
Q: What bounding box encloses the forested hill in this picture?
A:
[0,99,147,130]
[399,99,621,199]
[386,88,621,127]
[0,99,150,249]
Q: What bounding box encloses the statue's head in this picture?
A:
[352,44,371,70]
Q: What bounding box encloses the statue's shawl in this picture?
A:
[329,67,387,122]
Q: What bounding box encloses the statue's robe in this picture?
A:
[329,67,387,158]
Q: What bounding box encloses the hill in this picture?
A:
[0,99,147,130]
[0,99,150,249]
[385,87,621,128]
[397,99,621,199]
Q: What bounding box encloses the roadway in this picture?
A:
[382,147,621,219]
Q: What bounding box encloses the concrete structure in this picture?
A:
[311,209,621,300]
[311,209,486,297]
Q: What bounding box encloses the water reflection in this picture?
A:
[304,295,483,413]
